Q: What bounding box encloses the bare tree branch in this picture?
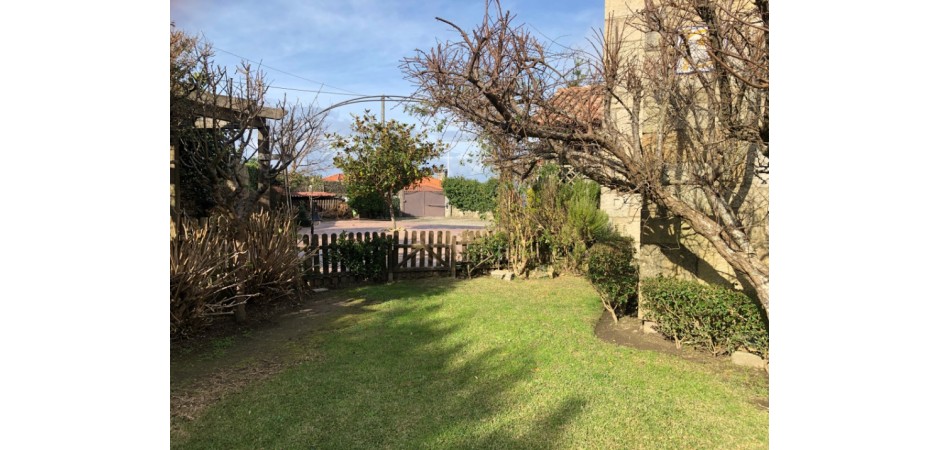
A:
[402,0,770,314]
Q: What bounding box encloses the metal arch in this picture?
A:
[312,94,420,118]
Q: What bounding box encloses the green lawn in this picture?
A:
[171,276,768,449]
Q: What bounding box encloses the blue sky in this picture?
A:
[170,0,605,180]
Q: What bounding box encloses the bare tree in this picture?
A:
[402,0,770,315]
[256,97,330,207]
[170,26,329,219]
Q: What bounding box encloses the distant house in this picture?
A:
[322,173,447,218]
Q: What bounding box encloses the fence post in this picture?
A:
[387,230,398,282]
[330,233,339,275]
[443,231,450,273]
[320,233,328,277]
[450,233,457,278]
[436,231,443,273]
[420,230,428,269]
[355,232,363,285]
[313,234,322,279]
[411,231,418,269]
[300,234,311,290]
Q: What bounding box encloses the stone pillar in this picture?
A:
[599,187,642,249]
[599,187,645,318]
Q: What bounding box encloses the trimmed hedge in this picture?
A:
[443,177,497,213]
[641,277,768,357]
[462,231,509,276]
[326,232,393,282]
[586,237,639,321]
[348,191,399,219]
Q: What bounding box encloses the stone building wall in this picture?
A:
[602,0,769,302]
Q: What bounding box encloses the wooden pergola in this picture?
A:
[170,93,285,238]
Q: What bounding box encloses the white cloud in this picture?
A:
[171,0,602,182]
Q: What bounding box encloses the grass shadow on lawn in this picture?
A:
[172,277,589,449]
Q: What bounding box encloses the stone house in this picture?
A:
[596,0,769,299]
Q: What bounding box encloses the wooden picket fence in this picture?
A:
[299,229,493,287]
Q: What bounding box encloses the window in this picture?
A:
[676,26,712,74]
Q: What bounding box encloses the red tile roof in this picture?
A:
[536,84,604,128]
[315,174,442,191]
[404,177,444,192]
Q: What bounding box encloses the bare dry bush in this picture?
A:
[234,210,306,305]
[170,210,305,338]
[170,217,241,338]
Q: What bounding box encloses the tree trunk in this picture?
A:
[602,300,618,323]
[256,124,272,211]
[388,189,397,230]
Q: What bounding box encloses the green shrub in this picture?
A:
[641,277,768,357]
[321,180,346,196]
[320,202,350,219]
[443,176,498,213]
[327,232,392,282]
[462,232,509,277]
[348,191,399,219]
[586,237,639,322]
[294,203,312,227]
[516,166,611,273]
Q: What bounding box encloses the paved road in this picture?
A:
[300,217,490,240]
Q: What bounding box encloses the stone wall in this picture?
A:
[446,205,493,221]
[601,179,768,303]
[601,0,769,302]
[600,188,642,248]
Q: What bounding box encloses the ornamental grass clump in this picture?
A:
[235,210,306,305]
[170,216,240,338]
[170,210,305,339]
